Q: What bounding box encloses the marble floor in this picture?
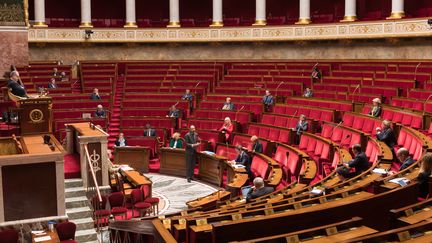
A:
[144,173,219,215]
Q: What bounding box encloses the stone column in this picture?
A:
[296,0,311,24]
[167,0,180,27]
[253,0,266,26]
[80,0,93,28]
[33,0,47,27]
[387,0,405,19]
[124,0,137,27]
[341,0,357,22]
[210,0,223,27]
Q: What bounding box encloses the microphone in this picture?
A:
[339,134,351,147]
[288,110,298,130]
[329,121,343,139]
[275,81,284,97]
[351,84,360,103]
[312,62,319,69]
[423,94,432,114]
[414,62,421,82]
[234,106,245,121]
[194,81,201,88]
[173,101,179,107]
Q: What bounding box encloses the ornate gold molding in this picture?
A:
[387,11,405,20]
[79,22,93,28]
[341,15,357,22]
[295,18,311,25]
[253,19,267,26]
[28,18,432,43]
[167,22,180,28]
[210,21,223,27]
[124,22,137,28]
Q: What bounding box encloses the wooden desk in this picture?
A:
[119,169,152,194]
[197,152,225,186]
[114,146,150,173]
[159,148,187,177]
[31,230,60,243]
[22,135,58,154]
[186,191,231,210]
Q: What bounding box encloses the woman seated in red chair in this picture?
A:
[169,132,183,149]
[219,117,234,142]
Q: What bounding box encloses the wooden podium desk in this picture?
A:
[119,168,152,196]
[159,148,187,177]
[114,146,150,173]
[197,152,226,186]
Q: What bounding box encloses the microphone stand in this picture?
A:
[288,110,298,130]
[414,62,421,83]
[351,84,360,103]
[329,121,344,139]
[339,134,351,148]
[235,106,245,122]
[423,94,432,115]
[275,81,284,97]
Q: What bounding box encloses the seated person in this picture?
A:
[90,88,101,100]
[336,144,369,180]
[293,114,308,144]
[221,97,235,111]
[230,145,250,171]
[143,124,156,137]
[369,98,382,117]
[7,71,27,98]
[219,117,234,142]
[181,89,193,101]
[397,147,415,171]
[303,87,313,98]
[167,105,180,118]
[417,153,432,199]
[114,133,127,147]
[245,177,274,202]
[48,78,57,89]
[251,135,263,153]
[169,132,183,149]
[262,90,274,112]
[376,120,396,149]
[52,67,59,76]
[94,104,106,118]
[60,72,68,81]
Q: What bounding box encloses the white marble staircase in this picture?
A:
[65,178,99,243]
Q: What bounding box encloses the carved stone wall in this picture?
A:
[0,0,25,26]
[29,38,432,63]
[0,27,28,76]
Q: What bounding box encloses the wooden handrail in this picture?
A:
[84,144,102,202]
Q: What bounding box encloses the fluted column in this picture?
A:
[253,0,266,26]
[210,0,223,27]
[80,0,93,28]
[167,0,180,27]
[341,0,357,22]
[124,0,137,27]
[387,0,405,19]
[33,0,47,27]
[296,0,311,24]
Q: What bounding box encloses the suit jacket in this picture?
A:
[185,132,199,154]
[48,83,57,89]
[246,186,274,202]
[168,110,180,118]
[262,95,274,105]
[144,129,156,137]
[417,171,430,198]
[90,93,101,100]
[295,121,308,135]
[169,139,183,148]
[348,152,369,174]
[7,80,27,98]
[376,128,396,148]
[303,90,313,97]
[399,157,415,171]
[235,152,249,166]
[252,141,263,153]
[115,138,127,147]
[182,93,193,101]
[222,102,235,110]
[94,110,106,118]
[369,106,382,117]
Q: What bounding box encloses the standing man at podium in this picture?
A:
[8,71,27,98]
[185,125,200,183]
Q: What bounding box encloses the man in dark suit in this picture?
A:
[397,147,415,171]
[230,145,251,176]
[337,144,369,179]
[167,105,180,118]
[7,71,27,98]
[52,67,59,76]
[251,135,263,153]
[143,124,157,137]
[48,78,57,89]
[182,89,193,112]
[262,90,274,112]
[94,104,106,118]
[185,125,200,182]
[376,120,396,149]
[221,97,235,110]
[294,114,308,144]
[246,177,274,202]
[114,133,127,147]
[90,88,101,100]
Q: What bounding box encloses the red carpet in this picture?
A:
[64,153,81,179]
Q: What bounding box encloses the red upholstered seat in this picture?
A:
[56,222,77,243]
[251,156,269,178]
[0,228,18,243]
[108,192,128,220]
[141,184,160,215]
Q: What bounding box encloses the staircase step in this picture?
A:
[66,206,93,219]
[75,228,98,242]
[65,178,83,188]
[65,187,87,198]
[70,217,95,231]
[65,196,89,209]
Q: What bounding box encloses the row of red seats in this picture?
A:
[127,69,219,77]
[223,75,312,88]
[214,87,295,97]
[395,127,426,162]
[228,63,332,73]
[313,83,400,100]
[227,69,312,77]
[121,108,183,119]
[391,97,432,113]
[362,106,424,130]
[199,101,263,117]
[217,81,303,95]
[247,123,292,144]
[273,143,309,183]
[180,129,221,151]
[122,100,189,115]
[320,123,365,149]
[273,104,336,123]
[232,133,269,154]
[52,101,110,110]
[120,117,175,129]
[193,109,252,127]
[342,112,382,136]
[298,133,333,172]
[285,97,353,112]
[261,113,313,132]
[205,94,263,103]
[124,86,206,97]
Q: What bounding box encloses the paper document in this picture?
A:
[233,164,245,169]
[34,236,51,242]
[373,168,388,174]
[389,177,409,186]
